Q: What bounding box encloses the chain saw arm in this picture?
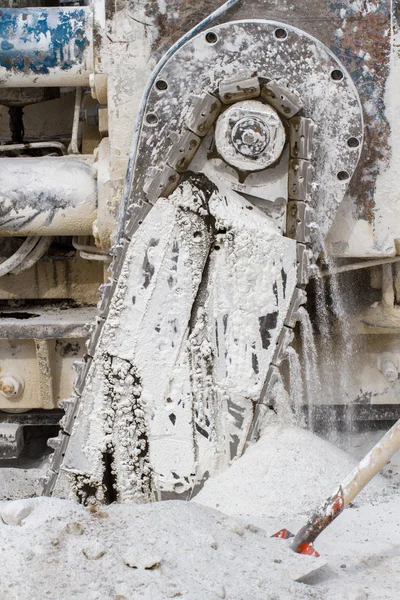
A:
[43,19,362,503]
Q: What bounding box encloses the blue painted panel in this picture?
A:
[0,7,91,74]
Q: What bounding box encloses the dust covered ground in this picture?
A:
[1,423,399,600]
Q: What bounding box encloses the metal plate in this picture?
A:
[128,20,362,241]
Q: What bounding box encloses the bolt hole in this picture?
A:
[331,69,344,81]
[337,170,350,181]
[347,137,360,148]
[274,27,287,39]
[205,31,218,44]
[146,113,158,125]
[155,79,168,91]
[214,245,221,250]
[193,231,202,238]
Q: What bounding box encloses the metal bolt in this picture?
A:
[242,130,257,144]
[0,375,24,399]
[231,117,269,157]
[377,353,398,383]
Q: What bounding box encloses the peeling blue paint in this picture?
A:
[0,7,91,75]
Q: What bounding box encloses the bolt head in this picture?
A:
[231,117,269,157]
[0,375,24,399]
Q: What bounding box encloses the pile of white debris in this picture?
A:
[1,423,399,600]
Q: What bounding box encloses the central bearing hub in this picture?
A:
[231,117,269,157]
[215,100,286,171]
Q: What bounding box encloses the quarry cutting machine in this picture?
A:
[0,0,399,502]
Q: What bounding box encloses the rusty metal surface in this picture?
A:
[0,7,93,86]
[291,486,345,551]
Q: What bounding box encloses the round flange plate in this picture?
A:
[131,20,363,238]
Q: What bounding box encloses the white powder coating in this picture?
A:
[56,178,297,501]
[0,157,97,236]
[194,423,386,524]
[0,497,321,600]
[1,425,400,599]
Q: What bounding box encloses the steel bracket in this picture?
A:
[73,357,93,396]
[167,129,202,173]
[290,117,314,159]
[296,243,313,285]
[59,395,80,435]
[186,92,222,136]
[284,287,307,328]
[288,159,312,201]
[143,165,180,203]
[286,200,312,243]
[219,72,260,104]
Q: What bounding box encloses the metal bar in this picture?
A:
[0,7,93,87]
[0,141,67,155]
[319,255,400,277]
[68,87,84,154]
[34,339,55,410]
[0,307,94,339]
[303,404,400,423]
[0,409,63,425]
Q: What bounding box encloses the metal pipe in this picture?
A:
[382,263,395,311]
[68,87,84,154]
[0,7,93,87]
[72,235,111,261]
[0,156,97,236]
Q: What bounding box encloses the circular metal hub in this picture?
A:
[215,100,286,172]
[231,117,269,157]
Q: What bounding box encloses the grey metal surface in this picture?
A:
[261,79,302,118]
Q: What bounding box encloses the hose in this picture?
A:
[11,236,53,275]
[117,0,242,241]
[0,236,41,277]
